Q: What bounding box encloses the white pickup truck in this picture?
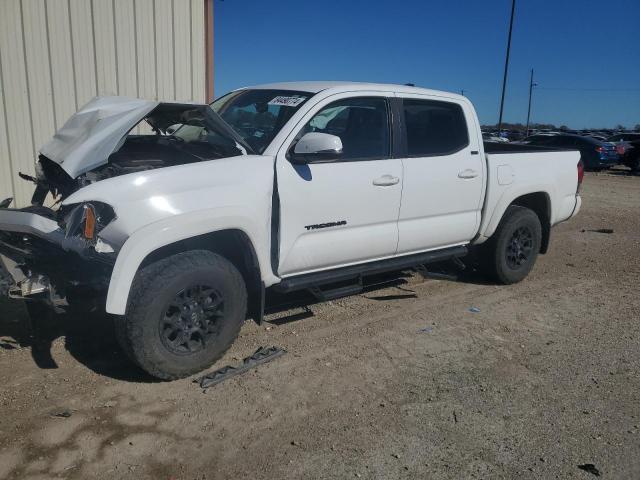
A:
[0,82,582,379]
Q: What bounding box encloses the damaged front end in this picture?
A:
[0,201,117,309]
[0,95,251,311]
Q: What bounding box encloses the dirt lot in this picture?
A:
[0,171,639,479]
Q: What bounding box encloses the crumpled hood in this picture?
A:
[40,96,160,178]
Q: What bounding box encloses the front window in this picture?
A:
[295,97,391,161]
[210,89,311,154]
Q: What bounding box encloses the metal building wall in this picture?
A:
[0,0,211,207]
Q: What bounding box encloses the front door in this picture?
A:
[276,94,402,277]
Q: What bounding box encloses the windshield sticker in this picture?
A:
[268,96,306,107]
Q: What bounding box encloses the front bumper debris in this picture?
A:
[197,346,287,389]
[0,208,116,303]
[0,209,60,238]
[9,274,49,298]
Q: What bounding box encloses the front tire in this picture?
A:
[115,250,247,380]
[481,206,542,284]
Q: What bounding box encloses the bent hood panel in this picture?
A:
[40,96,159,178]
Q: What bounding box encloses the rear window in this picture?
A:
[571,136,599,146]
[546,136,574,146]
[403,99,469,156]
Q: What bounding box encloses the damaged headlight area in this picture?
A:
[0,201,119,309]
[58,202,117,252]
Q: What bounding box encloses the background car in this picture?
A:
[519,133,559,143]
[482,132,508,142]
[522,134,619,171]
[585,133,609,142]
[608,133,640,171]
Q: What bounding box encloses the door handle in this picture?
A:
[458,169,479,179]
[372,175,400,186]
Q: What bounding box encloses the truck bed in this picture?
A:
[476,145,581,243]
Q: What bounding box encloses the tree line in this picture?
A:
[481,123,640,132]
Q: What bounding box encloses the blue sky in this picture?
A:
[214,0,640,129]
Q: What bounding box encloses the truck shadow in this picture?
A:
[0,297,157,383]
[263,263,495,325]
[0,260,493,381]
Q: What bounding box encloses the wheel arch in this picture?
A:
[479,189,552,253]
[106,219,269,321]
[138,229,265,323]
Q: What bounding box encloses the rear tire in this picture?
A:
[480,206,542,284]
[115,250,247,380]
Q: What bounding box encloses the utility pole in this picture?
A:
[497,0,516,134]
[525,69,537,137]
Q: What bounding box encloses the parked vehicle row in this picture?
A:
[481,127,640,172]
[519,134,620,171]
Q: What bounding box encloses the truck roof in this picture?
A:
[244,81,464,99]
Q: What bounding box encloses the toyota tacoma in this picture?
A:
[0,82,583,379]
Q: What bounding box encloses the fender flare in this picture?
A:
[479,185,553,241]
[105,207,278,315]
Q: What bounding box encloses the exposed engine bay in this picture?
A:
[26,103,249,207]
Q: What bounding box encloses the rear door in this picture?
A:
[395,95,485,254]
[276,93,403,276]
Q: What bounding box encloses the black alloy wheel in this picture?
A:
[160,285,225,355]
[505,226,534,270]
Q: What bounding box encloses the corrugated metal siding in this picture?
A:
[0,0,208,207]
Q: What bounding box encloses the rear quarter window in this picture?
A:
[402,99,469,156]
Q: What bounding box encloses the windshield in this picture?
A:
[210,89,311,154]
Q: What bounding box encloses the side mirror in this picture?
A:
[291,132,343,164]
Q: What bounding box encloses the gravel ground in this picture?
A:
[0,171,638,480]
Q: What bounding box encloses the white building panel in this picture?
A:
[46,0,78,128]
[114,0,138,98]
[0,0,211,206]
[0,0,37,204]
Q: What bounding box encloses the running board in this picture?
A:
[275,246,468,294]
[309,277,363,301]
